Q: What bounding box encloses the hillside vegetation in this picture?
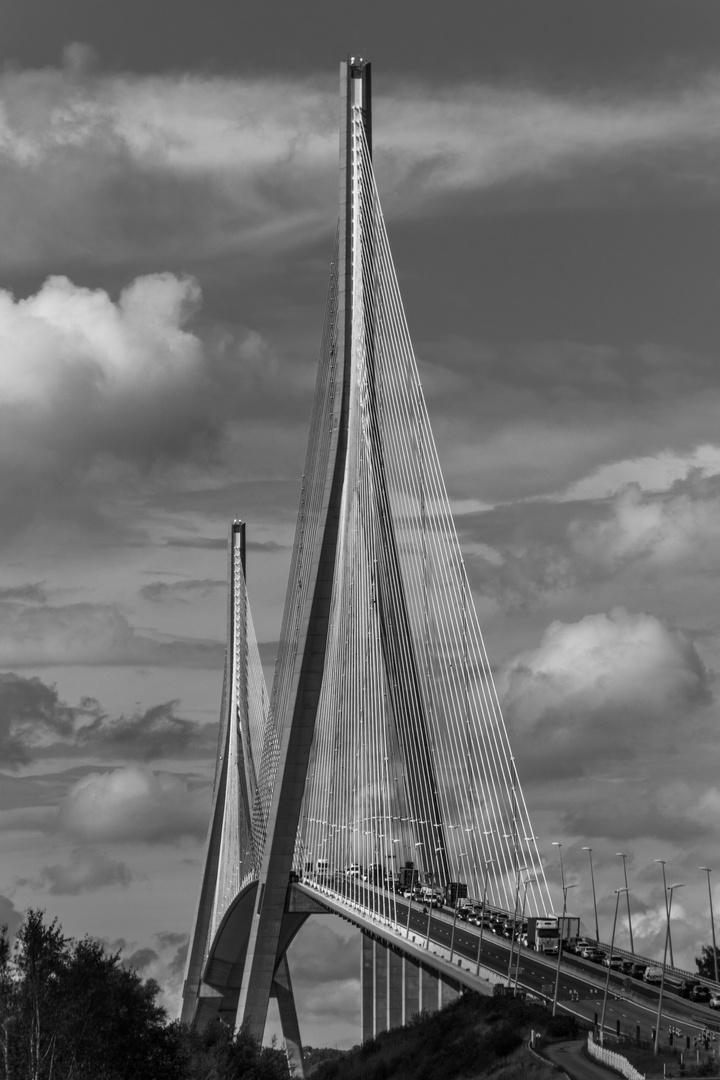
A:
[310,992,568,1080]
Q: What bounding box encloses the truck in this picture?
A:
[398,863,418,892]
[527,914,581,953]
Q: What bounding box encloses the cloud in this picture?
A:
[57,765,209,843]
[0,671,78,766]
[1,60,720,273]
[500,608,712,779]
[569,475,720,574]
[0,893,25,937]
[139,578,225,604]
[38,848,132,894]
[0,583,47,603]
[0,601,224,668]
[78,700,217,761]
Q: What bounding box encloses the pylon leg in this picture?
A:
[272,954,305,1078]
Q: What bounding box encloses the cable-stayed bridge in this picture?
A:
[182,57,554,1069]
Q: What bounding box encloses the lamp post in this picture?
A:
[552,883,578,1016]
[582,846,599,942]
[655,883,685,1055]
[507,865,529,984]
[654,860,674,969]
[616,853,634,954]
[449,852,469,965]
[600,887,628,1046]
[476,858,494,976]
[700,867,719,984]
[514,875,537,992]
[552,841,566,891]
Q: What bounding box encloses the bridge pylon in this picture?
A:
[184,58,552,1058]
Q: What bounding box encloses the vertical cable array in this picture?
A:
[296,107,551,918]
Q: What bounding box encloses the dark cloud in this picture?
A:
[0,673,217,767]
[37,849,133,895]
[0,672,79,767]
[78,700,217,762]
[0,583,48,603]
[164,536,227,550]
[125,947,160,972]
[139,579,225,604]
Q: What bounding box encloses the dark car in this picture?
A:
[679,979,700,999]
[691,985,712,1004]
[629,963,648,979]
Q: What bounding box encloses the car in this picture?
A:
[568,938,593,955]
[581,947,606,963]
[620,960,635,976]
[629,963,648,980]
[709,993,720,1010]
[602,955,624,970]
[679,979,700,999]
[691,985,712,1004]
[643,966,663,985]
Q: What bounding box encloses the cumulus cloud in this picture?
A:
[500,608,712,778]
[38,848,132,894]
[57,765,209,843]
[569,476,720,573]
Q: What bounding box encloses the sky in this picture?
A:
[1,0,720,1051]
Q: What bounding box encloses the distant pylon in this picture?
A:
[181,520,270,1026]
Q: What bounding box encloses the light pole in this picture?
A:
[600,887,628,1046]
[616,853,634,954]
[583,846,599,942]
[552,883,578,1016]
[476,858,494,976]
[700,867,719,984]
[514,875,537,992]
[654,860,674,968]
[449,853,469,965]
[552,841,566,891]
[507,865,529,984]
[655,883,685,1055]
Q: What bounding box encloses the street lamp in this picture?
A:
[654,860,674,968]
[616,853,634,954]
[552,883,578,1016]
[476,858,494,976]
[552,841,566,891]
[582,846,599,942]
[507,865,529,984]
[655,883,685,1055]
[514,876,537,992]
[700,868,719,984]
[449,852,469,965]
[600,888,629,1046]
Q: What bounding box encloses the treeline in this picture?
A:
[0,910,289,1080]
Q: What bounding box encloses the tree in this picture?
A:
[695,944,720,981]
[0,910,289,1080]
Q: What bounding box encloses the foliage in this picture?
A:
[0,910,289,1080]
[695,944,720,981]
[313,991,557,1080]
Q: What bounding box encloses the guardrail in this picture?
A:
[587,1031,645,1079]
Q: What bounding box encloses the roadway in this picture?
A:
[322,880,720,1052]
